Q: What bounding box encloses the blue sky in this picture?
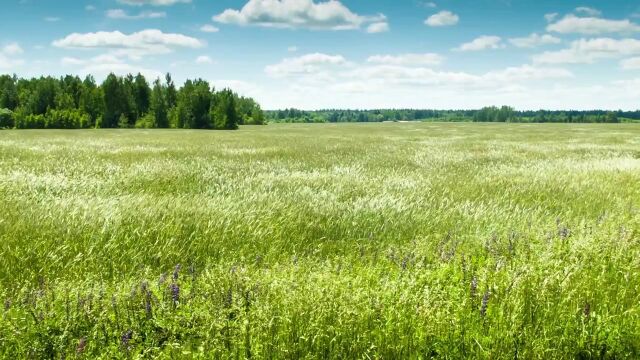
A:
[1,0,640,110]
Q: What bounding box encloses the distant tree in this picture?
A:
[79,75,104,127]
[102,74,123,128]
[150,78,168,128]
[0,75,19,110]
[0,108,14,128]
[212,89,239,130]
[165,73,177,109]
[192,80,213,129]
[133,73,151,118]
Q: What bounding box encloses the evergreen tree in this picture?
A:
[150,78,168,128]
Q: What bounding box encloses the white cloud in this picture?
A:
[106,9,166,19]
[265,53,348,78]
[509,33,561,48]
[212,79,263,98]
[425,10,458,27]
[44,17,61,22]
[0,43,25,69]
[52,29,204,57]
[195,55,213,64]
[200,24,220,33]
[366,22,389,33]
[0,55,24,69]
[117,0,191,6]
[366,53,444,66]
[547,15,640,35]
[60,54,161,79]
[575,7,601,17]
[455,36,504,51]
[534,38,640,64]
[213,0,386,31]
[288,46,298,52]
[86,5,96,11]
[545,13,559,23]
[621,57,640,70]
[422,2,437,8]
[2,43,24,55]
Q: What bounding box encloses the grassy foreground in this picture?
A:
[0,123,639,358]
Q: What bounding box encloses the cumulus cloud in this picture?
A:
[575,7,601,17]
[52,29,204,57]
[425,10,458,26]
[509,33,561,48]
[264,52,572,95]
[534,38,640,64]
[547,15,640,35]
[195,55,214,64]
[60,54,162,79]
[545,13,559,23]
[106,9,166,19]
[44,17,61,22]
[2,43,24,56]
[0,43,25,69]
[213,0,386,31]
[366,22,389,33]
[200,24,220,33]
[117,0,191,6]
[621,57,640,70]
[366,53,444,66]
[455,36,504,51]
[265,53,348,77]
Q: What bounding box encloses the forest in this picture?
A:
[0,73,265,130]
[267,107,630,123]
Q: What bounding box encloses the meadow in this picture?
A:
[0,123,639,358]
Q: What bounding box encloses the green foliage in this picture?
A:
[135,113,156,129]
[0,108,13,128]
[150,79,168,128]
[0,124,639,357]
[267,108,634,123]
[212,89,239,130]
[0,72,264,130]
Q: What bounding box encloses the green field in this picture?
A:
[1,123,640,358]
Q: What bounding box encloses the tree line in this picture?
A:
[0,73,265,130]
[266,108,631,124]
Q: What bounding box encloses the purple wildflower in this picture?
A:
[480,291,490,317]
[470,277,478,298]
[173,264,181,282]
[170,283,180,304]
[121,329,133,349]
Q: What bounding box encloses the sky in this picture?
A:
[1,0,640,110]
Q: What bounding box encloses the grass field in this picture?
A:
[1,123,640,358]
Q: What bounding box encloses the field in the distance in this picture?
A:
[1,123,639,358]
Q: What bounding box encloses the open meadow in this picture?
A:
[1,123,640,358]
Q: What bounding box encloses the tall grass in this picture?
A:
[0,123,639,358]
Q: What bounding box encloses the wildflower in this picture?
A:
[173,264,181,282]
[121,329,133,349]
[170,283,180,304]
[76,337,87,354]
[480,291,490,317]
[584,303,591,319]
[470,277,478,299]
[158,273,167,287]
[558,225,570,239]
